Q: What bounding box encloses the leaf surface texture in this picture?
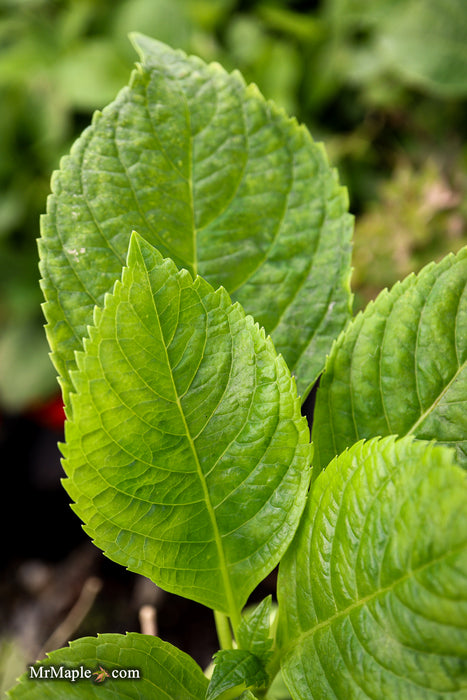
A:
[8,633,208,698]
[40,35,352,403]
[278,436,467,699]
[312,247,467,470]
[62,234,312,617]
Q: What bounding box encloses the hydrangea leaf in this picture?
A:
[312,247,467,471]
[278,436,467,699]
[205,598,274,700]
[8,633,208,698]
[62,233,312,620]
[39,34,352,406]
[237,597,273,662]
[206,650,268,700]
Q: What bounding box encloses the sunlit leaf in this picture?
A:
[312,247,467,471]
[40,34,352,405]
[8,633,208,699]
[278,436,467,699]
[62,234,312,618]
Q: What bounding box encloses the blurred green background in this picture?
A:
[1,0,467,413]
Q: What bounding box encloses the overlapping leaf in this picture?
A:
[278,436,467,699]
[8,633,208,698]
[206,598,274,700]
[236,597,273,662]
[312,247,467,471]
[40,33,352,404]
[62,234,312,619]
[207,650,268,700]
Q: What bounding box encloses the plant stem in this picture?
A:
[214,610,233,650]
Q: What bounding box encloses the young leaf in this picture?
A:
[312,247,467,471]
[8,633,208,698]
[278,436,467,699]
[62,233,312,621]
[207,650,268,700]
[205,599,274,700]
[40,34,352,405]
[237,597,273,662]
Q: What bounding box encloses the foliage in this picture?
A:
[8,36,467,699]
[313,246,467,471]
[278,437,467,699]
[2,0,467,411]
[39,32,352,404]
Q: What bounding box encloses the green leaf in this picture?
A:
[206,599,274,700]
[312,247,467,472]
[40,34,352,405]
[8,633,208,698]
[278,436,467,699]
[207,650,267,700]
[237,597,273,662]
[63,233,312,620]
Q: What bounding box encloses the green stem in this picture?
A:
[214,610,233,650]
[265,648,281,688]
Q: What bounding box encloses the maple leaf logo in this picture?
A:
[92,666,110,683]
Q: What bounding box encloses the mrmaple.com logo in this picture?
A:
[28,664,140,683]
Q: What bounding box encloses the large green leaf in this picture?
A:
[312,247,467,471]
[40,34,352,405]
[8,633,208,699]
[62,234,312,620]
[278,436,467,699]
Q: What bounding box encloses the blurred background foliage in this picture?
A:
[1,0,467,412]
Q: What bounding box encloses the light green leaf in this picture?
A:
[40,34,352,405]
[206,598,274,700]
[63,234,312,619]
[278,436,467,699]
[237,597,273,662]
[8,633,208,698]
[312,247,467,471]
[207,650,267,700]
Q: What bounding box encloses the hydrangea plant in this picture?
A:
[9,35,467,700]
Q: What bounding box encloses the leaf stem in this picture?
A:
[214,610,233,650]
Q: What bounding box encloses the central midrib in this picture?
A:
[145,259,237,622]
[186,98,197,277]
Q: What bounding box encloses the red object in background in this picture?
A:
[27,393,65,431]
